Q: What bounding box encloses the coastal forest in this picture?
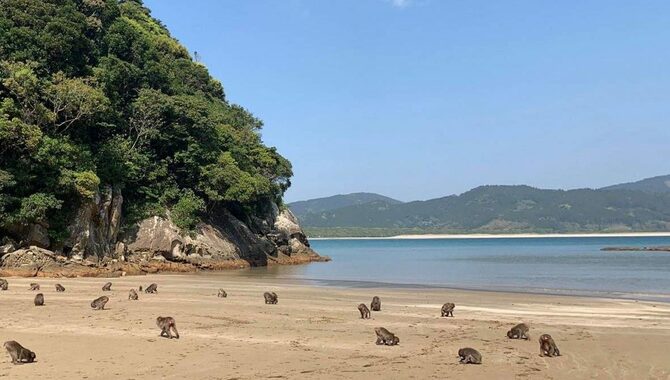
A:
[0,0,292,246]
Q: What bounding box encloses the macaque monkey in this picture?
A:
[458,347,482,364]
[358,303,371,319]
[264,291,278,304]
[539,334,561,357]
[91,296,109,310]
[156,316,179,339]
[3,341,36,364]
[370,296,381,311]
[441,303,455,317]
[374,327,399,346]
[507,323,530,340]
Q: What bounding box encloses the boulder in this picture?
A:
[0,242,15,257]
[273,207,321,258]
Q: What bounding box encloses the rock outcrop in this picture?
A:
[0,189,327,277]
[65,186,123,260]
[270,207,325,263]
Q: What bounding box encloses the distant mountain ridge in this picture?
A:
[600,175,670,193]
[289,175,670,237]
[288,193,402,216]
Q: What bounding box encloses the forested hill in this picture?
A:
[289,193,402,218]
[293,180,670,237]
[0,1,293,252]
[600,175,670,194]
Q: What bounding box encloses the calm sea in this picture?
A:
[244,236,670,301]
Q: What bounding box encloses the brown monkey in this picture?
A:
[374,327,399,346]
[128,289,139,300]
[539,334,560,357]
[156,316,179,339]
[264,291,278,304]
[102,282,112,291]
[507,323,530,340]
[90,296,109,310]
[0,279,8,290]
[370,296,381,311]
[34,293,44,306]
[145,283,158,293]
[3,341,36,364]
[358,303,371,319]
[55,284,65,292]
[29,283,40,291]
[441,302,455,317]
[139,285,143,292]
[458,347,482,364]
[217,289,227,298]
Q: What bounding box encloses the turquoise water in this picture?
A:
[248,236,670,301]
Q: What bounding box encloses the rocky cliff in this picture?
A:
[0,189,327,277]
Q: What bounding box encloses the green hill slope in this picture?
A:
[297,185,670,237]
[601,175,670,194]
[289,193,401,218]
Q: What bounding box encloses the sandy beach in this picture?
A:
[1,273,669,379]
[311,232,670,240]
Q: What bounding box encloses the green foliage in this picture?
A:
[13,193,62,225]
[96,135,148,185]
[0,0,293,241]
[170,190,205,231]
[59,170,100,199]
[47,72,109,133]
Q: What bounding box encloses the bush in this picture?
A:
[171,190,205,231]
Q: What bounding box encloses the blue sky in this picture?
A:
[145,0,670,202]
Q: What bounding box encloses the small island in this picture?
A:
[601,246,670,252]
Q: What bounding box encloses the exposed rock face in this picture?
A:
[271,207,324,262]
[65,186,123,260]
[4,223,50,248]
[122,211,262,265]
[0,190,326,277]
[0,242,16,257]
[25,223,50,248]
[121,206,326,269]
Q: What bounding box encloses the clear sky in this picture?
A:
[145,0,669,202]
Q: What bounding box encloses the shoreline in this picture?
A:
[309,231,670,240]
[218,270,670,303]
[1,273,669,379]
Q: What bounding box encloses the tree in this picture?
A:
[46,72,109,133]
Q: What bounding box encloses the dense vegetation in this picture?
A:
[0,0,292,243]
[291,182,670,237]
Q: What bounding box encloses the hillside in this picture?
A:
[295,183,670,237]
[0,0,322,273]
[601,175,670,193]
[289,193,401,218]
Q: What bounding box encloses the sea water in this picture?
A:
[244,236,670,301]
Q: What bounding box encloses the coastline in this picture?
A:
[1,273,669,379]
[309,231,670,240]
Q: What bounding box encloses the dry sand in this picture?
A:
[1,273,669,379]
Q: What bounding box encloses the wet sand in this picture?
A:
[1,273,669,379]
